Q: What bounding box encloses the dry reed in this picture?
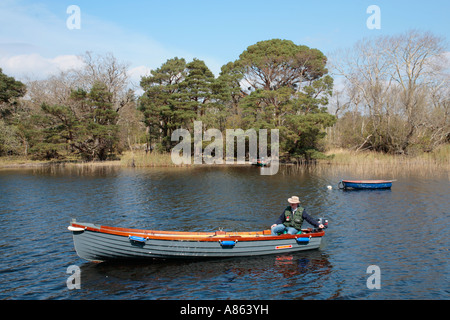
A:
[119,151,190,167]
[1,145,448,176]
[321,145,449,167]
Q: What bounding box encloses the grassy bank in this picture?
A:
[0,156,50,168]
[1,145,449,170]
[0,151,182,169]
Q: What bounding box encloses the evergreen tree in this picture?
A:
[38,81,120,160]
[70,81,120,160]
[182,58,215,118]
[139,57,188,152]
[0,69,27,156]
[183,58,229,131]
[231,39,336,160]
[0,68,26,118]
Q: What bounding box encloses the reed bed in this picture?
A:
[119,151,190,167]
[311,145,450,179]
[1,146,448,177]
[321,146,449,167]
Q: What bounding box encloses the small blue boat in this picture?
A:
[339,180,393,189]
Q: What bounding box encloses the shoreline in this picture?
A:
[1,147,449,170]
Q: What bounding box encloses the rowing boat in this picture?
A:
[68,220,325,262]
[339,179,394,189]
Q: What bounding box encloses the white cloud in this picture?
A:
[0,1,225,85]
[51,55,85,71]
[127,65,152,95]
[0,53,84,80]
[0,1,171,81]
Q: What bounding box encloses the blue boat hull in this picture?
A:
[340,180,392,189]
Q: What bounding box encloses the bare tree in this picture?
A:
[387,30,447,151]
[24,52,144,159]
[76,51,131,113]
[26,70,79,109]
[330,30,449,154]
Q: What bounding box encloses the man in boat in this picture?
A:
[271,196,324,236]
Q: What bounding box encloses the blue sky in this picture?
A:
[1,0,449,83]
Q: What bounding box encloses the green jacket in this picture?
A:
[282,206,305,230]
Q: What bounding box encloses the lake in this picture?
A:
[0,164,448,300]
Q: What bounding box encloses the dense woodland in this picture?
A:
[0,31,448,162]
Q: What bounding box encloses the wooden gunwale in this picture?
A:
[71,223,324,242]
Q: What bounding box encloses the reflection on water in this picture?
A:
[0,164,448,300]
[72,250,334,300]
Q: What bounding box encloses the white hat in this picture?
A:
[287,196,300,204]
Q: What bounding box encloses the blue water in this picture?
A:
[0,165,448,300]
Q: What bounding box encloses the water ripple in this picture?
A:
[0,166,448,300]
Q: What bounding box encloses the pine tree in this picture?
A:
[38,81,120,160]
[139,57,188,152]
